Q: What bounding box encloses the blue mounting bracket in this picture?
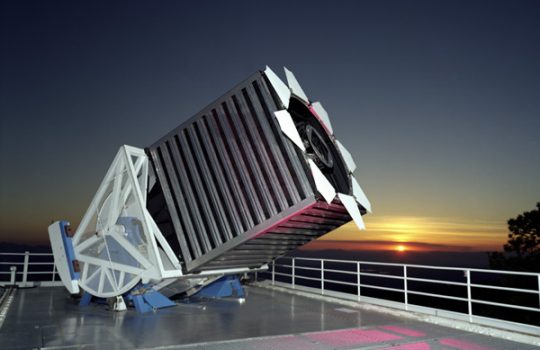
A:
[79,291,93,306]
[48,220,80,294]
[78,276,245,312]
[194,275,245,298]
[58,221,80,281]
[79,291,107,306]
[125,284,176,313]
[80,285,175,313]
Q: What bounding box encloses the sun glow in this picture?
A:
[317,216,507,251]
[396,245,407,252]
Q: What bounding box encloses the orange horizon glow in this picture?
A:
[301,239,498,252]
[311,215,508,252]
[395,244,406,252]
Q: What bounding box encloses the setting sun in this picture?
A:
[396,245,407,252]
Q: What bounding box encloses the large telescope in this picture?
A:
[48,66,371,310]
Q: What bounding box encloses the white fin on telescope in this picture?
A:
[267,65,369,227]
[274,110,306,151]
[284,67,309,103]
[351,176,372,213]
[264,66,291,109]
[336,140,356,173]
[337,193,366,230]
[311,102,333,134]
[308,159,336,203]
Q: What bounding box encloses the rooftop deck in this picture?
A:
[1,285,536,350]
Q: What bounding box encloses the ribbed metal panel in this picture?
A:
[196,201,352,271]
[147,71,328,272]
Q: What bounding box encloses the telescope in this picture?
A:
[48,66,371,311]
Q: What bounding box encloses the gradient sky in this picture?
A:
[1,1,539,250]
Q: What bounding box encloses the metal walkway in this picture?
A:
[0,286,535,349]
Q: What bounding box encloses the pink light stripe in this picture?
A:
[380,342,431,350]
[251,201,317,239]
[439,338,494,350]
[306,329,402,346]
[308,105,332,135]
[381,325,426,337]
[248,335,319,350]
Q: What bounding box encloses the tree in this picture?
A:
[488,202,540,272]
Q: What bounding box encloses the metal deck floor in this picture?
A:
[0,286,535,349]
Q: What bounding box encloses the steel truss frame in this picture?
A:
[72,145,182,297]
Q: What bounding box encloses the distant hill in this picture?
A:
[289,249,489,269]
[0,242,51,254]
[0,242,489,269]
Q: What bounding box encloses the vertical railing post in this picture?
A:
[272,260,275,285]
[357,262,361,301]
[52,264,57,282]
[321,260,325,295]
[466,269,473,322]
[403,265,408,310]
[292,258,296,289]
[537,274,540,310]
[10,266,17,285]
[22,251,30,286]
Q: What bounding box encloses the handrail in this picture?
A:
[265,256,540,335]
[2,251,539,335]
[0,251,61,287]
[0,252,53,256]
[281,256,540,277]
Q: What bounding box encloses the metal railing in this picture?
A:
[264,257,540,335]
[0,252,63,287]
[2,251,539,335]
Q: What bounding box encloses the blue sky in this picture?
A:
[1,1,539,248]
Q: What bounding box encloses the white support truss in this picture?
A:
[72,145,182,298]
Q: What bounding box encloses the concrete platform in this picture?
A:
[0,286,536,349]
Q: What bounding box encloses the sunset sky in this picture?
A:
[307,216,508,252]
[1,1,539,252]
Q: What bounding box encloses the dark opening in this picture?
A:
[288,98,350,195]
